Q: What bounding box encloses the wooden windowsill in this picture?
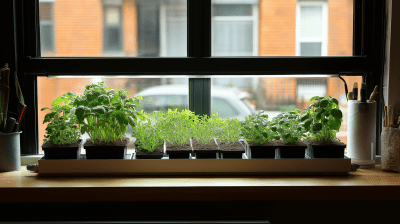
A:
[0,165,399,203]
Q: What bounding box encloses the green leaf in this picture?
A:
[304,120,312,131]
[41,107,50,111]
[271,125,278,132]
[92,106,106,114]
[51,97,64,106]
[300,114,309,122]
[319,99,329,108]
[310,96,320,102]
[312,123,323,132]
[331,109,343,119]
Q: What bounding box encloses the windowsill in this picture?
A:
[1,163,399,203]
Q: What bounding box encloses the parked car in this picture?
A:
[134,84,256,120]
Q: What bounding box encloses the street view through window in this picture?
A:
[38,0,359,153]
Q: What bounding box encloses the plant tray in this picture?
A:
[37,153,351,176]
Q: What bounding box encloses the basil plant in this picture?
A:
[240,111,280,145]
[41,92,81,145]
[270,109,305,144]
[301,96,343,141]
[73,82,145,144]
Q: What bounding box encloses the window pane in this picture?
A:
[39,0,187,57]
[37,77,188,153]
[300,42,322,56]
[212,0,353,56]
[211,75,363,148]
[213,4,252,16]
[300,5,323,38]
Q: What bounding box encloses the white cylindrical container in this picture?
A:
[0,131,22,172]
[347,101,376,168]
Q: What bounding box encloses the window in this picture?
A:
[212,1,258,56]
[103,0,123,53]
[296,1,328,56]
[39,1,54,53]
[296,78,327,101]
[10,0,385,156]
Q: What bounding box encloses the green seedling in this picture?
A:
[159,108,197,146]
[73,82,145,144]
[270,109,305,144]
[240,111,280,145]
[134,112,164,152]
[302,96,343,141]
[193,113,223,146]
[219,117,241,145]
[41,92,81,145]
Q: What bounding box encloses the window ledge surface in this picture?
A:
[0,165,399,202]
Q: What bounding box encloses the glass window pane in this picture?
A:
[211,75,362,148]
[212,0,353,56]
[38,77,188,153]
[300,42,322,56]
[39,0,187,57]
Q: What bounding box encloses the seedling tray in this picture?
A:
[37,152,351,176]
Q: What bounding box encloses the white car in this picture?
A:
[134,84,256,120]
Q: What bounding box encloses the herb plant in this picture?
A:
[41,92,81,145]
[302,96,343,141]
[219,117,241,145]
[73,82,145,144]
[134,112,164,152]
[240,111,280,145]
[159,108,197,146]
[270,109,305,144]
[193,113,223,146]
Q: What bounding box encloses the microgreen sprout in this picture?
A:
[218,117,241,145]
[159,108,197,146]
[193,113,223,146]
[134,112,164,152]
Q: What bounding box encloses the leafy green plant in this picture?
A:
[193,113,223,146]
[41,92,81,145]
[73,82,145,144]
[159,108,197,146]
[240,111,280,145]
[134,112,164,152]
[302,96,343,141]
[270,109,305,144]
[219,117,241,145]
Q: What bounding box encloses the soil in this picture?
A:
[303,138,345,146]
[192,138,217,151]
[218,141,245,152]
[135,145,163,155]
[165,141,192,151]
[42,139,81,148]
[84,137,130,146]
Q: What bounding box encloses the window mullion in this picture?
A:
[188,0,211,117]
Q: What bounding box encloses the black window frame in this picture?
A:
[5,0,385,156]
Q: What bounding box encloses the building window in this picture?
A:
[103,0,123,52]
[296,78,327,101]
[137,0,187,57]
[39,2,54,53]
[296,1,328,56]
[212,1,259,56]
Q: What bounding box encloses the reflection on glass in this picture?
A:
[39,0,187,57]
[211,75,362,147]
[37,77,188,153]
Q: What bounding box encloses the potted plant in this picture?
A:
[302,96,346,158]
[134,112,164,159]
[161,109,195,159]
[73,82,144,159]
[240,111,280,159]
[41,92,82,159]
[0,64,25,172]
[271,109,307,159]
[192,113,221,159]
[217,117,245,159]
